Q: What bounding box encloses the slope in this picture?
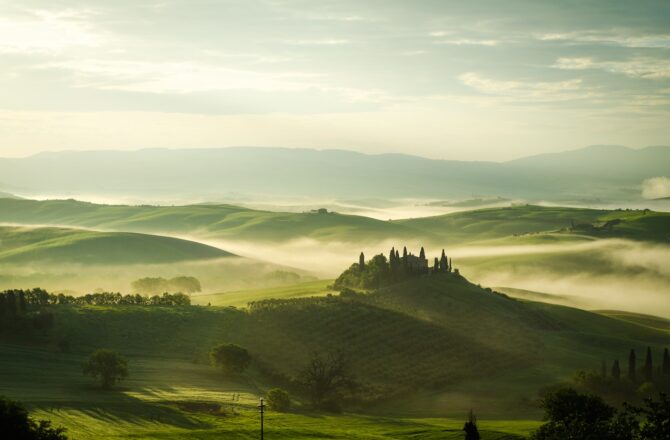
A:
[0,198,431,242]
[41,274,670,411]
[0,226,233,265]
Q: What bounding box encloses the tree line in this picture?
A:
[0,288,191,309]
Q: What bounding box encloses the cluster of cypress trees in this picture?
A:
[338,246,456,289]
[605,347,670,383]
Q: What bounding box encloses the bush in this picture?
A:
[266,388,291,412]
[0,396,68,439]
[210,344,251,374]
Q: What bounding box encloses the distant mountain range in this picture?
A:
[0,145,667,202]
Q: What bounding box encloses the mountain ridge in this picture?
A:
[1,145,667,201]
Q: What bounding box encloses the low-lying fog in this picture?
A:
[2,194,668,317]
[198,236,670,317]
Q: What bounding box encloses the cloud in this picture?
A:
[37,59,321,94]
[553,57,670,79]
[284,39,350,46]
[641,177,670,199]
[537,31,670,49]
[433,39,499,46]
[459,72,585,101]
[0,9,104,54]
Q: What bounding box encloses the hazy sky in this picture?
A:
[0,0,669,160]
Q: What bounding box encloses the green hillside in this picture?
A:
[192,279,336,307]
[12,275,670,410]
[0,198,426,242]
[397,204,670,244]
[0,199,668,245]
[2,273,668,437]
[0,226,233,265]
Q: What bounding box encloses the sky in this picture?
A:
[0,0,669,161]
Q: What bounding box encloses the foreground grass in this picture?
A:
[0,343,538,439]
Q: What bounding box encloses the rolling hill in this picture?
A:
[0,198,429,243]
[0,198,667,245]
[37,274,670,410]
[2,270,669,437]
[0,226,233,265]
[0,145,668,202]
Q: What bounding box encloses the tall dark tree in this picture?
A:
[402,247,408,266]
[663,348,670,376]
[395,249,400,262]
[18,291,27,314]
[419,247,425,260]
[629,349,637,382]
[449,257,452,272]
[359,252,365,271]
[440,249,447,271]
[612,360,621,380]
[433,257,439,273]
[643,347,653,382]
[463,409,480,440]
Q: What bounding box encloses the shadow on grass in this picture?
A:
[36,386,213,430]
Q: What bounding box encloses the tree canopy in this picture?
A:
[210,344,251,375]
[82,349,128,389]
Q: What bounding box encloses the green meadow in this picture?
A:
[2,272,669,437]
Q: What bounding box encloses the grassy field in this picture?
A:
[0,225,233,265]
[0,345,538,439]
[2,272,669,438]
[192,280,336,307]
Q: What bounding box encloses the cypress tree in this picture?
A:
[433,257,439,273]
[628,349,636,382]
[611,360,621,380]
[402,246,408,263]
[440,249,447,271]
[663,348,670,376]
[643,346,653,382]
[395,249,400,261]
[18,291,27,314]
[419,247,425,260]
[359,252,365,271]
[449,257,452,272]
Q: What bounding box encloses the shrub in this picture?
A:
[266,388,291,412]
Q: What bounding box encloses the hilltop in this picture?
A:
[0,225,233,265]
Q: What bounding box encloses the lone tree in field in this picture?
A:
[82,349,128,389]
[210,343,251,375]
[299,352,354,411]
[266,388,291,412]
